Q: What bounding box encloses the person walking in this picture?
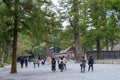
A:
[57,56,61,70]
[24,58,28,67]
[51,58,56,72]
[59,57,64,72]
[33,58,36,68]
[20,57,24,68]
[63,56,67,70]
[37,59,40,68]
[80,56,86,73]
[88,56,94,71]
[41,59,45,65]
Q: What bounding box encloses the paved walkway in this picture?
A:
[0,62,120,80]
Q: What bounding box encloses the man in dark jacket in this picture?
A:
[80,56,86,73]
[51,58,56,72]
[88,56,94,71]
[20,57,24,68]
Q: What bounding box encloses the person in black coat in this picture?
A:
[24,58,28,67]
[88,56,94,71]
[20,57,24,68]
[51,58,56,72]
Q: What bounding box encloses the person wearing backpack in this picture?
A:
[59,57,64,72]
[88,56,94,71]
[37,58,40,68]
[80,56,86,73]
[63,56,67,70]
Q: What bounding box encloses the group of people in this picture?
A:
[51,56,67,72]
[33,58,45,68]
[51,56,94,73]
[19,57,46,68]
[19,56,94,73]
[80,56,94,73]
[19,57,28,68]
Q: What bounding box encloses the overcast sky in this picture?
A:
[51,0,59,5]
[51,0,69,29]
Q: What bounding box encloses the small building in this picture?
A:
[54,46,75,60]
[85,43,120,59]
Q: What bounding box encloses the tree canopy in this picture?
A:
[0,0,120,73]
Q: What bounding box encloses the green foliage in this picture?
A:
[0,0,120,66]
[59,27,74,49]
[58,0,120,52]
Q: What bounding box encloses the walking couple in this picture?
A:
[80,56,94,73]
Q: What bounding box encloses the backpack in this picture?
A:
[60,60,64,64]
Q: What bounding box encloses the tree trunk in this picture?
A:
[72,0,83,62]
[44,35,50,57]
[10,0,18,74]
[105,38,109,51]
[0,47,3,67]
[74,32,83,62]
[0,48,2,67]
[96,36,101,59]
[46,42,50,56]
[111,40,114,51]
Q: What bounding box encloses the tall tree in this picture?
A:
[10,0,18,73]
[0,1,13,67]
[59,0,88,62]
[88,0,108,59]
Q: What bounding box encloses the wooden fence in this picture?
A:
[85,51,120,59]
